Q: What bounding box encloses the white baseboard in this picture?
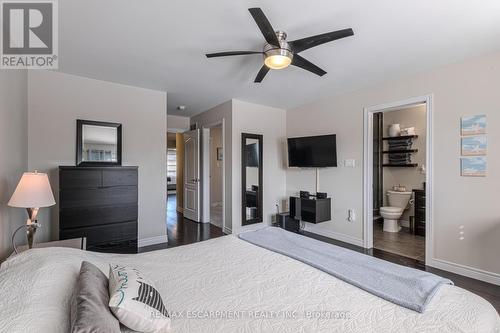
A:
[138,235,168,248]
[223,226,232,234]
[302,225,364,247]
[427,258,500,286]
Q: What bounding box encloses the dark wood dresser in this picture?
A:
[413,189,426,237]
[59,166,138,253]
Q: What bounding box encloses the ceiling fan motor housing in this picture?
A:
[263,31,293,67]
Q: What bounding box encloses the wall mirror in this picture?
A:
[76,119,122,166]
[242,133,263,226]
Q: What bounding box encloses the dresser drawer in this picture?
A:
[60,221,137,246]
[59,169,101,189]
[60,204,138,229]
[59,186,138,209]
[102,169,138,187]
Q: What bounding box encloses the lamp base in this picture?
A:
[26,223,38,249]
[12,220,41,254]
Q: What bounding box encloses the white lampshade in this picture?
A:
[8,172,56,208]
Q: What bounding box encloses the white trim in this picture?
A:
[303,224,364,247]
[427,258,500,286]
[363,94,434,266]
[138,235,168,247]
[201,128,210,223]
[223,226,232,234]
[202,119,227,233]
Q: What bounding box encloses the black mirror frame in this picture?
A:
[241,133,263,226]
[76,119,122,166]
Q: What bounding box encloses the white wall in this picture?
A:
[0,71,28,259]
[383,105,426,222]
[287,51,500,277]
[191,100,232,232]
[28,71,168,244]
[167,115,190,131]
[232,99,287,233]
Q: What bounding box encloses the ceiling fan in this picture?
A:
[206,8,354,83]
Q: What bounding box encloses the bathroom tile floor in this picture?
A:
[373,222,425,261]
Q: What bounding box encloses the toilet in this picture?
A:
[380,190,413,233]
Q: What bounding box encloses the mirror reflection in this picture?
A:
[82,125,119,162]
[242,133,263,225]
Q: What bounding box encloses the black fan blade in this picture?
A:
[206,51,262,58]
[248,8,280,46]
[254,65,270,83]
[291,54,326,76]
[289,28,354,53]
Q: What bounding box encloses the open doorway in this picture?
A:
[364,95,433,264]
[372,105,426,261]
[166,132,180,230]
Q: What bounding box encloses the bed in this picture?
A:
[0,234,499,333]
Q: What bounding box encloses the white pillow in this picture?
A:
[108,264,171,332]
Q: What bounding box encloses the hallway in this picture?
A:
[166,194,225,247]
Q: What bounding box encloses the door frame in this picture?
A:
[363,94,434,264]
[202,119,226,232]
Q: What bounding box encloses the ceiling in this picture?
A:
[59,0,500,116]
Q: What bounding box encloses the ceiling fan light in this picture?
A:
[264,46,293,70]
[265,54,291,69]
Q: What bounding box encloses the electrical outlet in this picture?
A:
[344,159,356,167]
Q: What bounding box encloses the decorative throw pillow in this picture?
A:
[72,261,121,333]
[108,264,171,332]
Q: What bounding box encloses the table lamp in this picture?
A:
[8,171,56,252]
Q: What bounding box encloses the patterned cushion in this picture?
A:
[108,264,171,332]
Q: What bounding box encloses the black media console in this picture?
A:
[289,196,331,224]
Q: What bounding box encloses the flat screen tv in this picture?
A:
[287,134,337,167]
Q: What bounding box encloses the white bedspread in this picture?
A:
[0,235,499,333]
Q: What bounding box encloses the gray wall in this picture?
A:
[27,71,168,244]
[231,100,287,232]
[287,51,500,276]
[0,71,28,259]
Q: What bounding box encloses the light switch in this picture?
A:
[344,159,356,167]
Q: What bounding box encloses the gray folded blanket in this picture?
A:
[239,227,453,313]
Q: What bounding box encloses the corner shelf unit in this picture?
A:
[382,135,418,168]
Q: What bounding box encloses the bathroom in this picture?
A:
[372,104,426,261]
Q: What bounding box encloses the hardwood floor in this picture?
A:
[373,221,425,261]
[139,194,226,252]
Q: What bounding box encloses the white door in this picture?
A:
[184,129,201,221]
